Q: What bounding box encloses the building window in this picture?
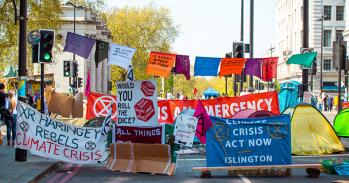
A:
[324,6,331,20]
[323,30,331,47]
[324,59,332,70]
[336,30,343,41]
[336,6,344,21]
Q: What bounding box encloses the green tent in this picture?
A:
[287,52,317,67]
[333,108,349,137]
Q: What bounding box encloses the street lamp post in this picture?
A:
[317,15,325,94]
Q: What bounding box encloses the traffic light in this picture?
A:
[233,42,244,58]
[63,61,71,77]
[77,77,83,88]
[72,62,78,77]
[39,30,55,63]
[339,43,347,70]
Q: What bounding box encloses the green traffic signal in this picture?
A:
[44,52,52,61]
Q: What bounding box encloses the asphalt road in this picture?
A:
[39,153,349,183]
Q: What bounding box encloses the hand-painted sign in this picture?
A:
[86,92,117,121]
[15,101,111,164]
[112,124,164,144]
[174,111,198,147]
[206,115,291,167]
[116,80,158,126]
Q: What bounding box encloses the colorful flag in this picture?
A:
[146,51,176,78]
[261,57,278,82]
[86,92,118,121]
[194,57,221,76]
[63,32,95,59]
[219,58,246,77]
[194,100,213,144]
[108,43,136,69]
[193,88,198,95]
[85,70,91,97]
[244,58,262,78]
[95,40,109,68]
[175,55,190,80]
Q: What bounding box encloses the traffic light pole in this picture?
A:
[302,0,309,99]
[40,63,45,114]
[249,0,254,88]
[16,0,28,162]
[239,0,244,94]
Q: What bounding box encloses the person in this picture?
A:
[334,95,339,112]
[0,83,12,145]
[7,90,17,146]
[317,94,323,112]
[323,94,328,112]
[327,95,333,112]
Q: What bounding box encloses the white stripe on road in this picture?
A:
[238,174,252,183]
[293,154,349,158]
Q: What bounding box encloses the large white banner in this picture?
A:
[108,43,136,69]
[174,111,198,147]
[15,101,111,164]
[116,80,158,126]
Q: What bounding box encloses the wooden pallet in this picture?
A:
[192,164,322,178]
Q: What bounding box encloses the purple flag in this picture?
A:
[194,100,213,144]
[175,55,190,80]
[244,58,262,78]
[63,32,95,59]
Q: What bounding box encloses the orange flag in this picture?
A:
[219,58,246,77]
[146,51,176,78]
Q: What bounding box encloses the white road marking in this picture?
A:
[238,174,252,183]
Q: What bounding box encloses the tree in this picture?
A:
[0,0,62,75]
[104,6,179,93]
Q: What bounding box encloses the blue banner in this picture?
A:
[206,115,291,167]
[194,57,221,76]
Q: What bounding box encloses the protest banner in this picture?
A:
[86,92,117,121]
[206,115,291,167]
[173,111,198,147]
[15,101,111,164]
[146,51,176,78]
[112,124,164,144]
[116,80,158,126]
[108,43,136,69]
[219,58,246,77]
[107,143,176,175]
[157,91,280,124]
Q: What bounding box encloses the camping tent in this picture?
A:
[278,80,317,112]
[232,109,256,119]
[248,110,275,118]
[333,108,349,137]
[203,87,220,98]
[291,103,344,155]
[281,107,295,118]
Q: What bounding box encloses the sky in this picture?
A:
[106,0,276,61]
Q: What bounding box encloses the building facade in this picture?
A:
[34,5,111,94]
[275,0,346,95]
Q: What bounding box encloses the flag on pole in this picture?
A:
[63,32,95,59]
[194,100,213,144]
[95,40,109,68]
[85,70,91,97]
[174,55,191,80]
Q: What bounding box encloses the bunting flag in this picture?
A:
[108,44,136,69]
[174,55,191,80]
[146,51,176,78]
[194,57,221,76]
[63,32,95,59]
[85,70,91,97]
[95,40,109,68]
[219,58,246,77]
[194,100,213,144]
[261,57,278,82]
[244,58,262,78]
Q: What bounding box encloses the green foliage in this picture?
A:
[104,6,179,94]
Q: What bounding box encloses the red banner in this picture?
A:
[113,126,163,144]
[158,91,280,124]
[86,92,118,121]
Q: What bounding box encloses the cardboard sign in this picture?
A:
[206,115,291,167]
[158,91,280,124]
[174,112,198,147]
[146,51,176,78]
[86,92,118,121]
[107,143,176,175]
[112,124,164,144]
[15,101,111,164]
[108,43,136,69]
[116,80,158,126]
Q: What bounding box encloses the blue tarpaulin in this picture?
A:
[194,57,221,76]
[206,115,291,167]
[203,87,220,98]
